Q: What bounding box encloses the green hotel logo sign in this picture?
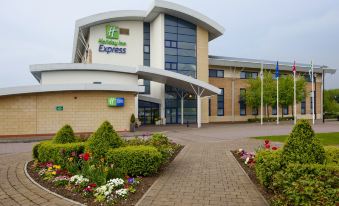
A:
[107,97,124,107]
[105,25,119,39]
[98,25,127,54]
[55,106,63,111]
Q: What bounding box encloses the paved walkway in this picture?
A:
[0,121,338,206]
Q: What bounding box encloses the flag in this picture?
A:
[260,62,264,125]
[275,61,279,79]
[292,61,296,73]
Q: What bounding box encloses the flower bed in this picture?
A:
[232,120,339,206]
[28,121,183,205]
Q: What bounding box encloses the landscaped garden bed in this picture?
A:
[232,119,339,206]
[27,121,183,205]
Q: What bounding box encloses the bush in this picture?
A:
[148,133,170,146]
[281,119,325,165]
[130,114,136,124]
[324,146,339,165]
[52,124,76,144]
[32,143,40,159]
[254,149,282,189]
[37,141,85,166]
[272,163,339,206]
[106,146,162,176]
[125,137,148,146]
[86,121,124,159]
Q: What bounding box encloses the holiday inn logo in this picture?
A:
[106,25,119,39]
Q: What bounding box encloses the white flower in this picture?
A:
[69,175,89,185]
[107,178,124,188]
[239,148,244,153]
[116,188,128,198]
[245,157,250,164]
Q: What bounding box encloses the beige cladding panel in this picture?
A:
[0,91,135,136]
[196,26,209,123]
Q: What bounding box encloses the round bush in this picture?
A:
[52,124,76,144]
[106,146,162,176]
[282,119,325,165]
[86,121,124,158]
[149,133,170,146]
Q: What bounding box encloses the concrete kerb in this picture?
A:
[24,161,85,206]
[229,151,269,206]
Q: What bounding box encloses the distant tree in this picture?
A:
[245,71,307,118]
[324,89,339,113]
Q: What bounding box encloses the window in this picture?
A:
[209,69,224,78]
[142,23,151,95]
[283,105,289,115]
[208,98,211,116]
[217,88,224,116]
[272,105,277,115]
[252,107,258,115]
[240,71,258,79]
[301,97,306,114]
[240,89,246,115]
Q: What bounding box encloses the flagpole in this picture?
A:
[276,61,279,125]
[293,61,297,124]
[311,61,315,125]
[277,76,279,124]
[260,62,264,125]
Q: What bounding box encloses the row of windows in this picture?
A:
[209,89,315,116]
[240,71,258,79]
[209,69,224,78]
[142,23,151,95]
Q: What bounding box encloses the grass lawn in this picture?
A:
[253,132,339,146]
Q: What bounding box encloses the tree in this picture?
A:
[245,71,307,118]
[324,89,339,114]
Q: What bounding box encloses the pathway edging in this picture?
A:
[24,161,84,206]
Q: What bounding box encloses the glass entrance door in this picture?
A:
[166,108,177,124]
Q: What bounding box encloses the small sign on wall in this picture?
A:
[56,106,64,111]
[107,97,124,107]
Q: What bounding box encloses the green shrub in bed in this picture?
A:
[52,124,76,144]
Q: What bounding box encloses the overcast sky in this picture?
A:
[0,0,338,89]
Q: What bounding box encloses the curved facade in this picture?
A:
[0,0,335,137]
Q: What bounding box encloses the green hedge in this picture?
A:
[324,146,339,165]
[52,124,76,144]
[254,149,282,189]
[282,119,325,165]
[106,146,162,176]
[272,163,339,206]
[86,121,124,159]
[37,141,85,166]
[248,117,294,123]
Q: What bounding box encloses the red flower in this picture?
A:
[124,184,129,189]
[264,139,269,144]
[265,144,270,149]
[89,183,97,188]
[272,146,278,150]
[83,153,90,161]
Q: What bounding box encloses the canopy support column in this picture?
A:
[190,84,205,128]
[175,89,187,125]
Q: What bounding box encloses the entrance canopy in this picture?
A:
[30,63,221,96]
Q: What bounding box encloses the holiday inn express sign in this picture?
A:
[107,97,124,107]
[98,25,127,54]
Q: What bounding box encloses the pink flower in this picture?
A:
[272,146,278,150]
[265,144,270,149]
[79,153,84,159]
[264,140,270,144]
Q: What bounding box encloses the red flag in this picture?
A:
[292,61,296,73]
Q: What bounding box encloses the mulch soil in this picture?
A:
[27,145,183,206]
[231,150,274,204]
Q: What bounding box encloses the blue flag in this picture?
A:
[275,61,279,79]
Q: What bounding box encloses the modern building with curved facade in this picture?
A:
[0,0,336,137]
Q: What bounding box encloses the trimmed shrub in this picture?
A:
[281,119,325,165]
[86,121,124,159]
[272,163,339,206]
[324,146,339,165]
[148,133,170,146]
[52,124,76,144]
[106,146,162,176]
[32,143,40,159]
[254,149,283,189]
[37,140,85,166]
[125,137,148,146]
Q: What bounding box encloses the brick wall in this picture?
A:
[0,91,135,136]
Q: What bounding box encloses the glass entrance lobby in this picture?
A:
[138,100,160,125]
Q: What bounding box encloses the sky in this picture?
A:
[0,0,338,89]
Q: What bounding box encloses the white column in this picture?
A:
[197,94,201,128]
[135,94,138,118]
[160,84,166,125]
[181,96,184,125]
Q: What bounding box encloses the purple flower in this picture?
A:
[128,178,134,184]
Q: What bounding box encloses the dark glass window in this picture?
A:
[283,105,288,115]
[217,88,224,116]
[208,98,211,116]
[310,91,315,113]
[240,89,246,115]
[209,69,224,78]
[272,105,277,115]
[142,23,151,94]
[240,71,258,79]
[301,97,306,114]
[252,107,258,115]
